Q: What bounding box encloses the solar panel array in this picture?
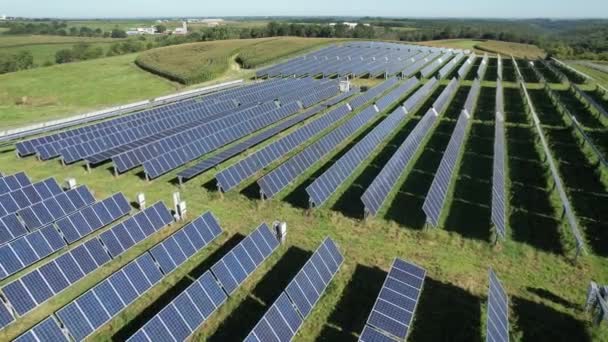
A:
[361,107,439,217]
[53,212,221,341]
[142,102,304,180]
[16,79,316,159]
[256,42,456,79]
[127,223,279,342]
[438,53,466,79]
[0,172,31,195]
[177,104,328,183]
[458,53,477,79]
[306,106,408,207]
[0,192,130,280]
[0,202,172,322]
[420,52,453,78]
[464,79,482,117]
[349,78,400,110]
[245,237,343,342]
[487,269,509,342]
[432,78,459,115]
[402,51,441,78]
[403,78,438,113]
[258,105,380,199]
[422,110,470,227]
[375,78,419,112]
[492,82,507,239]
[478,54,489,80]
[359,258,426,341]
[14,316,68,342]
[216,104,352,192]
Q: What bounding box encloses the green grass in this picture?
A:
[0,54,178,128]
[0,34,120,48]
[0,61,606,342]
[569,63,608,89]
[135,37,340,84]
[1,42,117,66]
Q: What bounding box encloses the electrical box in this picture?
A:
[274,221,287,244]
[136,193,146,210]
[339,80,350,93]
[172,192,181,213]
[177,201,187,220]
[65,178,77,190]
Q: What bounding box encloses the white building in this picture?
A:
[173,22,188,35]
[126,27,157,35]
[0,15,6,21]
[329,22,369,29]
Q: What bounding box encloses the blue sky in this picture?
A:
[3,0,607,19]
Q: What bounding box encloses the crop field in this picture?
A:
[0,44,607,342]
[135,37,340,84]
[418,39,545,60]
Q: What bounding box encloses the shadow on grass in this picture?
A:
[208,246,311,342]
[112,234,245,341]
[317,264,387,341]
[408,277,482,342]
[513,296,591,342]
[509,209,563,254]
[526,287,578,309]
[581,218,608,257]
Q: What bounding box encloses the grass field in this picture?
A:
[418,39,546,59]
[568,62,608,89]
[0,72,607,342]
[2,42,117,66]
[0,35,120,48]
[135,37,340,84]
[0,54,179,128]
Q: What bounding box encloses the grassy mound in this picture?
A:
[418,39,546,59]
[135,37,339,85]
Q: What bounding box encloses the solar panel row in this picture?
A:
[422,110,470,227]
[258,105,381,199]
[458,53,477,79]
[402,51,442,78]
[478,54,489,80]
[128,223,278,342]
[306,106,408,207]
[143,102,303,180]
[492,82,507,239]
[361,107,439,217]
[12,211,219,340]
[432,78,460,115]
[0,172,31,196]
[178,103,329,183]
[375,77,419,112]
[438,53,466,79]
[421,52,453,78]
[360,258,426,341]
[349,78,400,110]
[487,269,509,342]
[245,237,343,342]
[16,79,301,157]
[216,104,352,192]
[464,79,482,117]
[403,78,439,113]
[0,178,62,220]
[497,54,503,81]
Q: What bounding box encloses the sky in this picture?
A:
[3,0,607,19]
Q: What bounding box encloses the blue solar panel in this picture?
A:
[362,258,426,340]
[487,269,509,342]
[14,316,69,342]
[492,83,507,239]
[0,300,15,331]
[246,237,343,342]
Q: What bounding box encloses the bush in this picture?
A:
[111,29,127,38]
[55,49,74,64]
[0,51,35,74]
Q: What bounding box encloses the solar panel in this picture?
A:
[421,52,453,78]
[216,103,352,193]
[349,78,399,110]
[57,253,163,341]
[375,78,419,112]
[403,78,438,113]
[492,82,507,239]
[0,178,62,220]
[432,78,459,115]
[361,258,426,341]
[177,103,328,183]
[422,110,470,227]
[143,102,303,180]
[478,54,489,80]
[464,79,482,116]
[306,106,408,207]
[438,53,465,79]
[458,53,477,79]
[258,105,380,199]
[2,239,111,317]
[245,237,343,342]
[150,211,223,274]
[99,202,173,258]
[497,54,503,80]
[127,223,279,342]
[487,269,509,342]
[0,172,31,195]
[0,299,14,331]
[361,106,440,217]
[13,316,69,342]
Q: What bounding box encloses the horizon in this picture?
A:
[3,0,608,20]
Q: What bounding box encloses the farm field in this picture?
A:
[0,40,607,342]
[135,37,341,84]
[1,42,118,66]
[419,39,546,59]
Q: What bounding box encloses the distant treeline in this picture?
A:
[1,21,128,38]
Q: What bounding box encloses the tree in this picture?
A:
[14,51,34,70]
[111,29,127,38]
[55,49,74,64]
[155,24,167,33]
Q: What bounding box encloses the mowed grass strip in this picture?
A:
[135,37,340,84]
[0,53,178,128]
